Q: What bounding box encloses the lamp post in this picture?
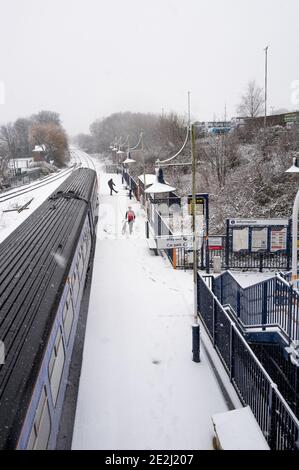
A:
[116,149,125,174]
[286,157,299,281]
[264,45,269,130]
[122,154,136,199]
[112,144,118,168]
[190,122,200,363]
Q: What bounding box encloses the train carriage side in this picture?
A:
[0,168,98,449]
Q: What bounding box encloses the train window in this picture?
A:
[27,387,51,450]
[48,329,65,406]
[63,293,74,345]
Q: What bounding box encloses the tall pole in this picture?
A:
[191,124,198,324]
[264,46,269,130]
[292,189,299,281]
[189,91,200,363]
[141,132,146,206]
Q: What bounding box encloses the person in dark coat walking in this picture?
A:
[108,178,118,195]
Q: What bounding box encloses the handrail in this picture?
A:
[198,273,299,449]
[213,270,299,343]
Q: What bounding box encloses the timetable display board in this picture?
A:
[270,227,287,252]
[232,227,249,252]
[251,227,268,252]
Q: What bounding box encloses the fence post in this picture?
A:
[173,249,177,270]
[237,286,241,318]
[262,282,268,331]
[287,284,293,341]
[287,218,292,271]
[268,383,278,450]
[200,240,205,270]
[220,274,223,305]
[229,324,235,382]
[213,298,217,347]
[259,252,264,273]
[225,219,230,270]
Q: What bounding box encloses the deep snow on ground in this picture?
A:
[72,160,243,450]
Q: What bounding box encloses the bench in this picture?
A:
[146,237,158,256]
[212,406,270,450]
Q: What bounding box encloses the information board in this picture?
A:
[188,194,208,216]
[270,227,287,252]
[233,227,249,252]
[251,227,268,252]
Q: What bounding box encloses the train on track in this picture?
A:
[0,168,98,449]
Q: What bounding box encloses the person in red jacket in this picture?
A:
[125,206,136,234]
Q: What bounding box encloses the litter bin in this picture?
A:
[213,255,221,274]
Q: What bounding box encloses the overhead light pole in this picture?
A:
[264,45,269,130]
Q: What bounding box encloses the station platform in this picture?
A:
[72,165,243,450]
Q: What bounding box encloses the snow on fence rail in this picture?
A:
[197,273,299,450]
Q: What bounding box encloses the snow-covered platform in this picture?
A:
[212,406,270,450]
[71,162,242,450]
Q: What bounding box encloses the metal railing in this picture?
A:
[197,273,299,450]
[213,271,299,343]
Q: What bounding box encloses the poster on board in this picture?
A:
[233,227,249,252]
[270,227,287,252]
[251,227,268,252]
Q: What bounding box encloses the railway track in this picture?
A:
[0,165,79,204]
[0,148,95,205]
[70,148,97,172]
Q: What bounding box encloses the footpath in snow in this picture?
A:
[72,163,242,450]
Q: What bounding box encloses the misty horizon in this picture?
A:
[0,0,299,136]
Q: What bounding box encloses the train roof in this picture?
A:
[0,168,97,448]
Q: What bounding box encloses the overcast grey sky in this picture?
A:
[0,0,299,135]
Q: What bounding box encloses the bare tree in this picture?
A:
[31,110,61,126]
[199,134,240,188]
[14,118,33,157]
[237,80,264,118]
[0,123,18,159]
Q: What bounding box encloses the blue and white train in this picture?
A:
[0,168,98,449]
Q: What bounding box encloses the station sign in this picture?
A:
[156,235,193,250]
[188,194,208,216]
[229,218,288,227]
[209,236,224,251]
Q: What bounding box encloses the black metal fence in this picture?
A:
[197,273,299,450]
[213,271,299,343]
[4,169,44,190]
[122,170,139,200]
[200,236,291,272]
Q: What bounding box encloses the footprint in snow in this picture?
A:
[152,359,161,365]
